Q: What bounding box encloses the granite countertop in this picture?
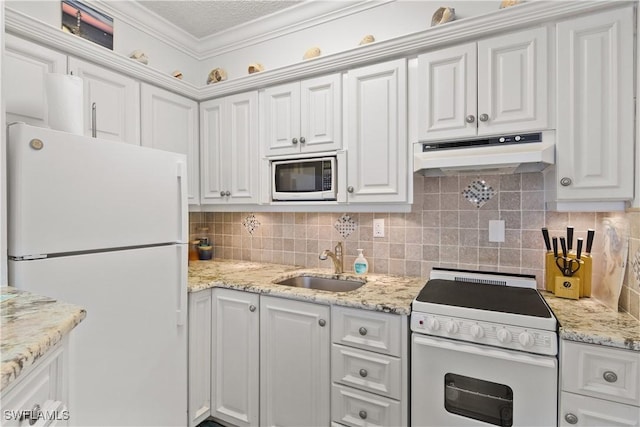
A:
[542,291,640,352]
[189,259,426,315]
[1,287,86,392]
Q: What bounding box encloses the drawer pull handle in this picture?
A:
[359,410,367,420]
[319,319,326,327]
[603,371,618,383]
[564,413,578,424]
[359,368,368,378]
[358,327,368,336]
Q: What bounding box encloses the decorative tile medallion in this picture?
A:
[334,214,357,239]
[462,179,496,208]
[242,214,260,235]
[632,249,640,286]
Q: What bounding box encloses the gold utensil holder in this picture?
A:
[544,252,557,292]
[554,276,580,300]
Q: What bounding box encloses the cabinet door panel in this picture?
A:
[556,8,634,201]
[227,92,259,204]
[141,84,199,205]
[560,392,640,426]
[263,82,300,156]
[188,290,212,427]
[68,58,140,144]
[346,59,407,203]
[417,43,477,141]
[212,289,259,427]
[260,296,330,427]
[4,34,67,127]
[478,26,548,135]
[300,73,342,152]
[200,99,225,203]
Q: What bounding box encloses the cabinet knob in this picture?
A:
[249,305,256,312]
[292,138,298,144]
[300,137,306,144]
[359,327,367,336]
[359,368,368,378]
[603,370,618,383]
[465,115,476,123]
[359,410,367,420]
[564,413,578,424]
[319,319,326,327]
[220,191,225,197]
[478,113,489,122]
[347,186,354,193]
[225,191,231,197]
[560,177,572,187]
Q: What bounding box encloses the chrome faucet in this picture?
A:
[319,242,344,274]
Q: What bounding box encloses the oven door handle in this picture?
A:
[414,335,556,369]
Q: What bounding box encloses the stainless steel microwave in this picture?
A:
[272,156,336,201]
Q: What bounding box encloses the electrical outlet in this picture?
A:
[373,218,385,238]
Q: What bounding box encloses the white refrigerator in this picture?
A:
[7,123,188,426]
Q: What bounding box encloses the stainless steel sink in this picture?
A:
[274,275,365,292]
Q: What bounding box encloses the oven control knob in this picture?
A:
[496,328,512,343]
[445,320,459,334]
[425,317,440,331]
[470,324,484,339]
[518,332,535,348]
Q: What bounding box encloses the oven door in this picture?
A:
[411,334,557,427]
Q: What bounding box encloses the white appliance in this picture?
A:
[7,123,188,426]
[271,155,337,201]
[411,268,558,427]
[413,131,555,176]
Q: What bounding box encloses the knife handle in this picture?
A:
[542,228,551,252]
[560,237,567,258]
[552,237,558,258]
[567,226,574,252]
[576,238,583,260]
[586,229,595,254]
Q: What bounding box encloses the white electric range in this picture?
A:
[411,268,558,427]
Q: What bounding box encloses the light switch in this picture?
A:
[489,220,505,242]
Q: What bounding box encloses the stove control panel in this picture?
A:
[411,313,558,356]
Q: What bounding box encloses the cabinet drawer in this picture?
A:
[332,306,402,356]
[560,391,640,426]
[331,384,401,427]
[332,344,401,399]
[562,341,640,406]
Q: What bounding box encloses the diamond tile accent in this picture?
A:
[334,214,357,239]
[632,249,640,285]
[242,214,260,235]
[462,179,496,208]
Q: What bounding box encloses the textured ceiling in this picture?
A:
[137,1,305,39]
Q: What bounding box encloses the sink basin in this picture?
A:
[274,275,365,292]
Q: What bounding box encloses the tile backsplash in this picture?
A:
[190,172,639,320]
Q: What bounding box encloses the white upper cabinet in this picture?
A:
[141,84,200,205]
[346,59,408,204]
[201,92,260,204]
[4,34,67,127]
[262,73,341,156]
[68,57,140,144]
[417,26,548,141]
[551,6,634,208]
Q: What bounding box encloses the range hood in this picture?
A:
[414,131,555,176]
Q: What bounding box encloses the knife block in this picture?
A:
[544,252,559,292]
[554,276,580,299]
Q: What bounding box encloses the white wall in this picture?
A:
[199,1,502,80]
[1,1,6,285]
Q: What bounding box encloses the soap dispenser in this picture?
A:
[353,249,369,275]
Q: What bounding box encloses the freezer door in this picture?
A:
[7,123,188,258]
[9,244,188,427]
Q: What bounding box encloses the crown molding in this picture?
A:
[5,1,630,102]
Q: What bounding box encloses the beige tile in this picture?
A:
[405,260,422,277]
[503,230,522,249]
[306,239,319,254]
[422,227,440,245]
[459,246,479,265]
[294,224,306,239]
[441,176,459,193]
[390,243,405,259]
[283,239,294,252]
[521,249,543,269]
[390,213,405,227]
[372,258,389,274]
[423,211,441,228]
[459,210,479,228]
[522,211,545,230]
[500,174,521,191]
[359,226,373,242]
[389,259,405,276]
[422,194,440,211]
[294,239,307,253]
[373,242,390,258]
[422,245,440,262]
[421,261,437,277]
[441,246,458,263]
[390,227,406,244]
[478,230,499,248]
[630,289,639,320]
[423,177,440,194]
[406,244,422,261]
[628,212,640,238]
[406,227,424,244]
[441,211,459,228]
[441,228,459,246]
[441,193,460,210]
[521,230,544,250]
[521,172,544,191]
[502,211,522,230]
[460,229,479,247]
[479,248,499,266]
[500,192,521,210]
[522,191,544,210]
[545,211,570,231]
[500,248,521,267]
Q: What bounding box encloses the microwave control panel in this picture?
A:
[322,161,332,190]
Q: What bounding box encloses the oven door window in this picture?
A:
[444,373,513,427]
[275,162,322,192]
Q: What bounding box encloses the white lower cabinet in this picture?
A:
[188,289,212,427]
[260,295,331,427]
[2,339,69,427]
[331,306,409,427]
[559,340,640,426]
[211,288,259,427]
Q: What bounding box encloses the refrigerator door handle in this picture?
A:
[177,160,188,243]
[177,245,187,327]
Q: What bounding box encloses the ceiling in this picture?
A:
[136,0,306,39]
